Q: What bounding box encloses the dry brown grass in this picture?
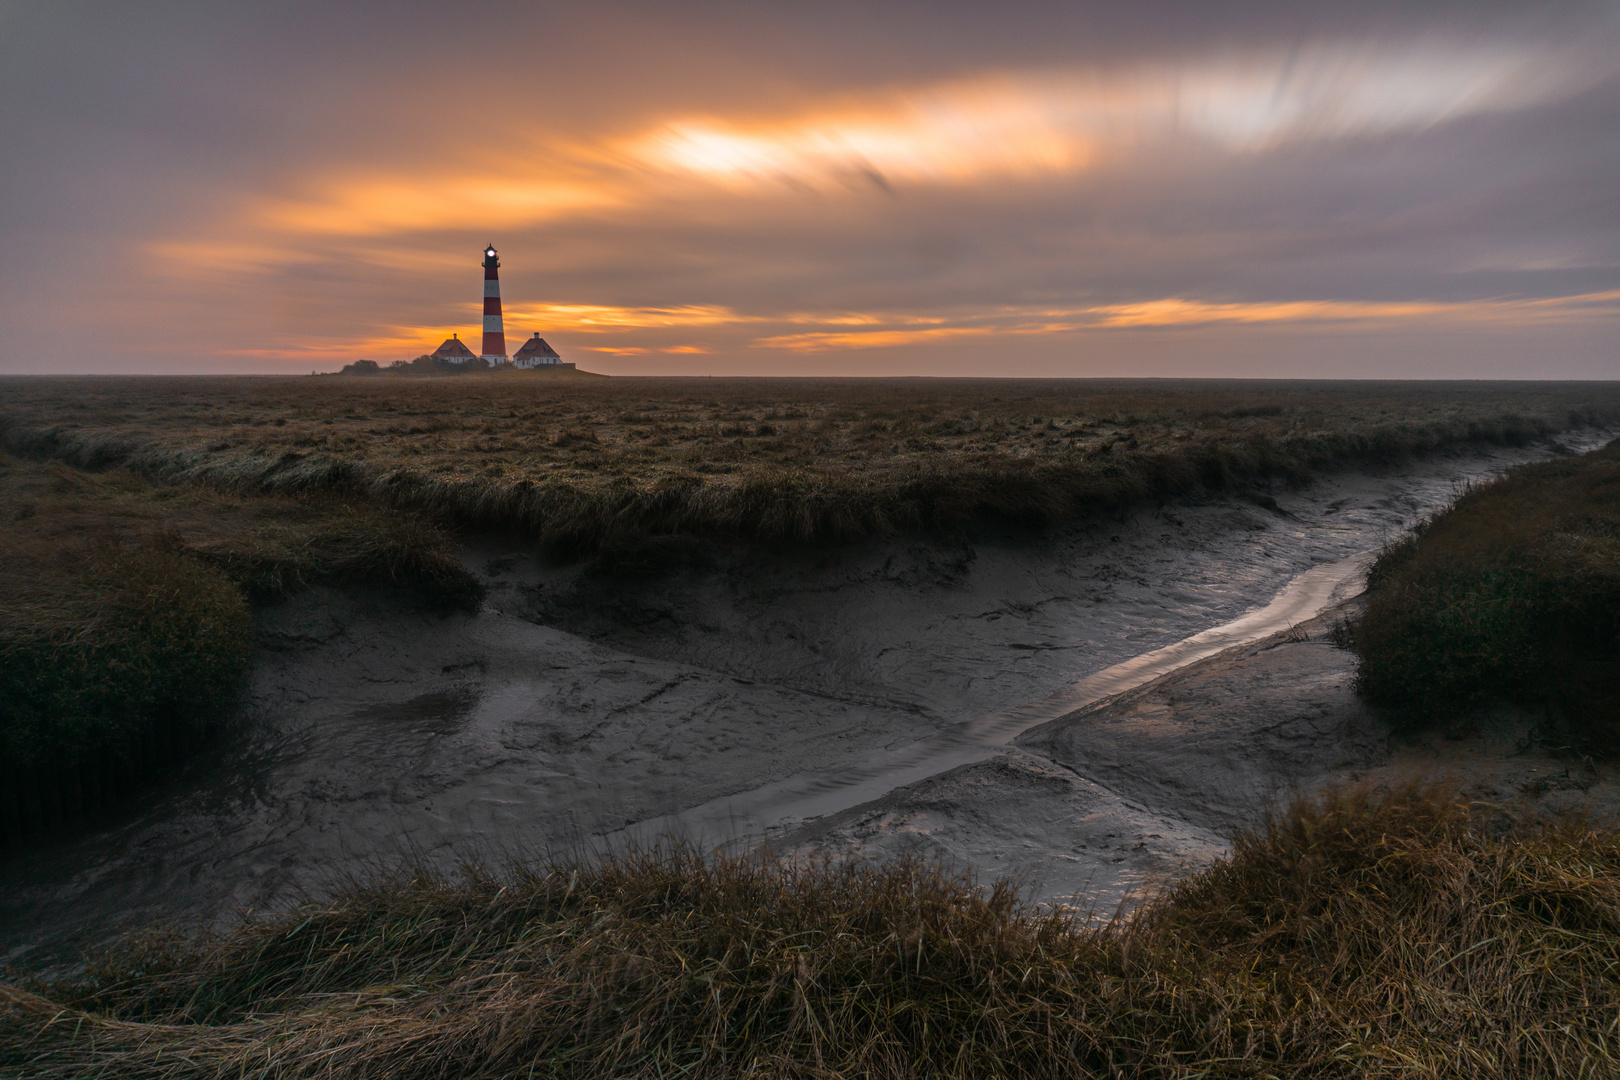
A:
[4,781,1618,1079]
[5,377,1616,554]
[0,452,481,608]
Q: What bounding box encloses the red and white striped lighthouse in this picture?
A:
[480,243,507,362]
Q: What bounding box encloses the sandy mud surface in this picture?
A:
[1,435,1610,965]
[782,600,1383,910]
[790,594,1620,914]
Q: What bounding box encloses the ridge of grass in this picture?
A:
[0,454,483,608]
[4,781,1617,1078]
[5,377,1616,555]
[1353,438,1620,743]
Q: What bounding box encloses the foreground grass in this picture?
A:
[1355,439,1620,743]
[5,377,1616,554]
[0,454,482,842]
[3,782,1617,1079]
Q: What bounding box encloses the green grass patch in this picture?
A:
[5,781,1617,1078]
[1354,440,1620,742]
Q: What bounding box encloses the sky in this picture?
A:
[2,0,1617,378]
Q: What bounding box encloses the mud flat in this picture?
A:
[0,434,1611,966]
[787,595,1620,914]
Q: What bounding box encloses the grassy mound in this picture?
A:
[0,542,253,834]
[5,783,1618,1078]
[0,456,484,843]
[1354,439,1620,742]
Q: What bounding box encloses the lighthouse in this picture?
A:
[480,243,507,363]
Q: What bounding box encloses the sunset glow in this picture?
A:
[4,3,1617,376]
[628,43,1580,192]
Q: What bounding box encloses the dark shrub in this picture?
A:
[0,545,254,836]
[1354,440,1620,743]
[0,455,481,841]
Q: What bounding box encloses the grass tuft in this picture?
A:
[5,782,1619,1078]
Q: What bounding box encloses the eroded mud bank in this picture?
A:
[0,436,1609,966]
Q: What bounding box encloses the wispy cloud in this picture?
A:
[18,1,1612,376]
[627,41,1591,192]
[751,292,1620,351]
[160,37,1599,269]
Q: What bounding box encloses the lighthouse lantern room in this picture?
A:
[480,244,508,362]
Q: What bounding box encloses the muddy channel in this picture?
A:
[2,436,1612,966]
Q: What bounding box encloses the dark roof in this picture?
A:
[513,334,560,359]
[432,335,478,360]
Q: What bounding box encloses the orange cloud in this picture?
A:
[620,42,1588,194]
[502,303,749,331]
[248,172,623,242]
[1081,293,1620,329]
[750,291,1620,351]
[277,290,1620,364]
[155,39,1592,265]
[755,326,998,351]
[1082,298,1455,328]
[628,87,1094,191]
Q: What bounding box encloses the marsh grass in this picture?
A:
[0,453,483,607]
[0,540,252,843]
[1354,439,1620,743]
[0,454,482,843]
[6,377,1616,554]
[4,782,1618,1078]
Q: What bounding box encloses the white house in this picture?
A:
[512,333,574,369]
[431,334,483,366]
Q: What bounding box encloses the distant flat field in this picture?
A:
[3,377,1618,549]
